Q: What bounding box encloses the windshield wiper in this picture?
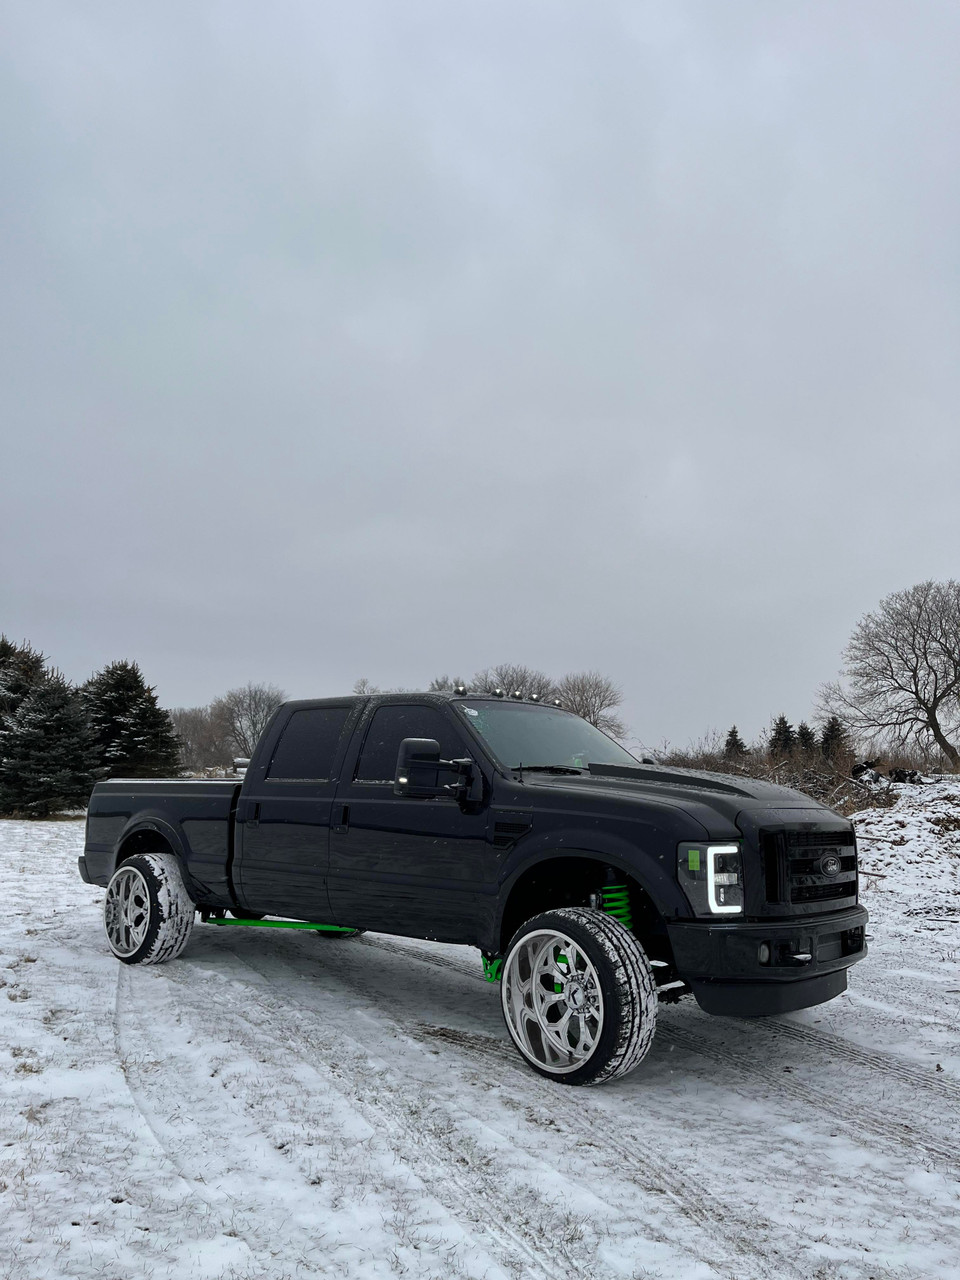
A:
[513,764,585,775]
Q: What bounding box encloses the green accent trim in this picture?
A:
[600,883,634,932]
[482,955,504,983]
[208,917,359,933]
[688,849,701,872]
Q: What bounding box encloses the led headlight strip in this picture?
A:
[705,843,742,914]
[677,842,744,916]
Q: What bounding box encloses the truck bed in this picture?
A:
[83,778,243,908]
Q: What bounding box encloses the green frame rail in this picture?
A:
[203,915,358,933]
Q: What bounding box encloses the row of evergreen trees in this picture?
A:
[0,637,180,817]
[722,715,849,760]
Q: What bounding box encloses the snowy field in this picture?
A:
[2,788,960,1280]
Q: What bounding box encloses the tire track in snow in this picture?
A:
[359,935,960,1194]
[116,961,518,1280]
[214,932,808,1280]
[114,964,311,1275]
[362,935,960,1121]
[196,940,633,1280]
[662,1024,960,1175]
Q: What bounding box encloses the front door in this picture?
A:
[236,703,354,918]
[328,703,493,942]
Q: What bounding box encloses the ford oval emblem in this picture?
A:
[820,853,842,877]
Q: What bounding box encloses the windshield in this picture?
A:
[455,701,639,770]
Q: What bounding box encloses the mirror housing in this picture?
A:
[394,738,476,800]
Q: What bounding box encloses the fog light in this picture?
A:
[758,942,771,965]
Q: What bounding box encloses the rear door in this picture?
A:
[236,703,356,918]
[328,702,493,942]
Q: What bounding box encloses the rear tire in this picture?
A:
[500,907,657,1086]
[103,852,195,965]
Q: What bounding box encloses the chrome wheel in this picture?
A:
[502,929,604,1074]
[104,866,151,958]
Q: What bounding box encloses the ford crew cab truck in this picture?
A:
[80,691,868,1085]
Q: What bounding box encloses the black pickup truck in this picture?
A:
[81,691,867,1085]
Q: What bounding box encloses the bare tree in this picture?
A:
[554,670,626,738]
[352,677,381,695]
[169,705,234,771]
[210,682,286,757]
[819,580,960,766]
[470,664,557,700]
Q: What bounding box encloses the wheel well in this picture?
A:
[498,857,673,964]
[115,829,176,869]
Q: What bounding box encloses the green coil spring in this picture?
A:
[600,883,633,931]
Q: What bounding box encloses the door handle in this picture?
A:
[247,802,261,829]
[333,804,349,834]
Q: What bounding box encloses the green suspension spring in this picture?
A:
[600,883,633,931]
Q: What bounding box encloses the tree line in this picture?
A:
[0,638,180,817]
[720,714,849,762]
[2,578,957,814]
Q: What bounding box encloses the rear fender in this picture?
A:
[113,816,194,893]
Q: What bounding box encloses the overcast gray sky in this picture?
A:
[2,0,958,750]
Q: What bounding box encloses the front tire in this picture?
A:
[500,907,657,1086]
[103,852,195,965]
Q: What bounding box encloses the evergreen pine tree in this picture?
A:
[723,725,748,758]
[82,661,181,778]
[0,636,47,718]
[820,715,849,760]
[796,721,817,753]
[768,714,796,757]
[0,674,100,816]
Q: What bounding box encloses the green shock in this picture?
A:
[600,883,633,931]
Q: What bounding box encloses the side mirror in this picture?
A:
[394,738,476,799]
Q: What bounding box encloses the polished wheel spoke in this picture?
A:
[104,867,151,957]
[502,927,605,1075]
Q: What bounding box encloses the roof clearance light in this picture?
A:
[511,689,523,700]
[552,698,563,708]
[454,684,467,695]
[493,688,505,698]
[529,693,541,702]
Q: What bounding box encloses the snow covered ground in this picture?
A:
[2,788,960,1280]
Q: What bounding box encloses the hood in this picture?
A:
[518,762,844,837]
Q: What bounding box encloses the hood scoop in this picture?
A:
[587,762,753,798]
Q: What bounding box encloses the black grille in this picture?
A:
[792,882,853,903]
[786,830,855,849]
[762,828,858,908]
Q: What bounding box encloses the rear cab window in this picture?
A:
[267,706,352,780]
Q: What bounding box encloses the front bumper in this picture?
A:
[667,904,868,1017]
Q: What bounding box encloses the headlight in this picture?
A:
[678,843,744,915]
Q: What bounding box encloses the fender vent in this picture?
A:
[493,815,532,848]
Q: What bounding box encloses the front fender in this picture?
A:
[491,823,701,949]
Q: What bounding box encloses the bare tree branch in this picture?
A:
[818,580,960,765]
[210,682,286,757]
[554,670,626,738]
